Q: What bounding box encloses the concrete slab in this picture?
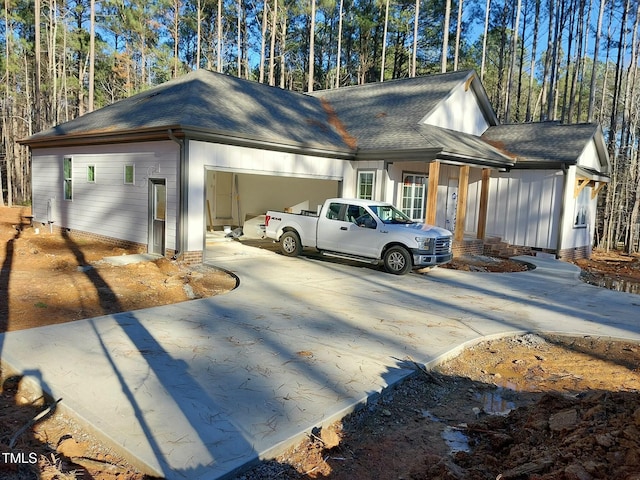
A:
[1,243,639,479]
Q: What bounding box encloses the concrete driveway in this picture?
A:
[1,240,639,479]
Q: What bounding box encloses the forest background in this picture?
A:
[1,0,639,252]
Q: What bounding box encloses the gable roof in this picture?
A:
[483,122,610,174]
[22,69,355,157]
[20,69,531,170]
[309,70,512,167]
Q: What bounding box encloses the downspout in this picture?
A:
[168,129,186,260]
[556,164,569,259]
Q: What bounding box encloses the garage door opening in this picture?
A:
[204,170,341,259]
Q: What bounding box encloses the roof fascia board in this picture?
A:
[355,148,443,161]
[576,165,610,183]
[19,125,186,147]
[436,152,514,170]
[21,126,357,160]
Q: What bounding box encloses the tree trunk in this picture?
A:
[308,0,316,91]
[269,0,277,85]
[481,0,491,81]
[259,0,267,82]
[411,0,420,77]
[526,0,542,121]
[237,0,242,76]
[588,0,605,121]
[197,0,202,68]
[505,0,521,122]
[441,0,451,72]
[34,0,42,132]
[88,0,95,111]
[280,11,287,88]
[454,0,463,71]
[380,0,388,82]
[217,0,223,72]
[561,0,576,123]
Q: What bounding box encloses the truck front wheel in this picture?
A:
[280,231,303,257]
[383,246,412,275]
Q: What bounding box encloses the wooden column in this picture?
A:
[455,165,470,241]
[425,161,440,225]
[477,168,490,239]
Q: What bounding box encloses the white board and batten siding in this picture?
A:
[31,141,179,250]
[484,170,563,250]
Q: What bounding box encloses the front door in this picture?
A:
[149,179,166,255]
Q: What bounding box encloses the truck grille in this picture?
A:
[435,237,452,254]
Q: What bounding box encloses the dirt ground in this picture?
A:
[1,205,640,480]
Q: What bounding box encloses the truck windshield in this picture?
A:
[369,205,415,224]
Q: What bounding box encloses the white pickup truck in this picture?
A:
[264,198,453,274]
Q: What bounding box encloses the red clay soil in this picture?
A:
[2,205,640,480]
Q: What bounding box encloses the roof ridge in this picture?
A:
[309,70,475,96]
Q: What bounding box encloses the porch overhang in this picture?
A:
[575,165,609,199]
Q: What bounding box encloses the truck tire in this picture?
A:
[280,231,303,257]
[383,246,412,275]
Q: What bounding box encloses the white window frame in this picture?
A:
[63,156,73,201]
[357,170,375,200]
[401,172,427,221]
[124,164,135,185]
[87,165,96,183]
[574,186,589,228]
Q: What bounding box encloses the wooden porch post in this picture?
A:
[454,165,470,241]
[425,161,440,225]
[477,168,490,239]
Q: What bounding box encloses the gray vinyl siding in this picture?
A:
[31,142,179,249]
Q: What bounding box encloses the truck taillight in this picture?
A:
[265,215,271,226]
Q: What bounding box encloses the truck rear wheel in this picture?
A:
[383,246,412,275]
[280,231,303,257]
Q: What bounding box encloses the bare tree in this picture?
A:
[269,0,277,85]
[308,0,316,91]
[442,0,451,72]
[505,0,522,122]
[217,0,222,72]
[88,0,95,111]
[588,0,606,121]
[380,0,389,82]
[454,0,463,71]
[481,0,491,81]
[259,0,268,82]
[411,0,420,76]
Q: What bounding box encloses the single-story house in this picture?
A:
[21,69,610,263]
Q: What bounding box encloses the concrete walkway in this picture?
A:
[1,241,639,479]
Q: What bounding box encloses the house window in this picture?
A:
[357,171,375,200]
[124,165,135,185]
[87,165,96,183]
[63,157,73,200]
[574,186,589,228]
[402,173,427,221]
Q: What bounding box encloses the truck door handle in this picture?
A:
[340,226,348,230]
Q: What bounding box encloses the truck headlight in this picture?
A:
[415,237,433,251]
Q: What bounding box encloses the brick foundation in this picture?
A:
[176,250,204,264]
[556,244,592,261]
[452,238,484,257]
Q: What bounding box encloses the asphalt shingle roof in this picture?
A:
[27,69,354,152]
[27,69,600,172]
[482,122,603,166]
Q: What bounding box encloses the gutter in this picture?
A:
[168,129,186,260]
